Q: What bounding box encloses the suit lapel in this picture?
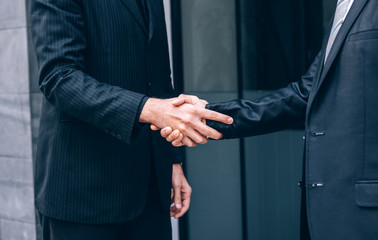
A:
[120,0,148,36]
[146,0,156,41]
[315,0,369,93]
[305,19,334,117]
[313,19,334,91]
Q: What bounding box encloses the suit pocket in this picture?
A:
[348,29,378,42]
[355,181,378,207]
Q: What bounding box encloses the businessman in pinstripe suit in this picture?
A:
[29,0,232,239]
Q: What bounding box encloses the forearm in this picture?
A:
[206,50,324,139]
[206,84,307,139]
[31,0,148,144]
[41,67,145,144]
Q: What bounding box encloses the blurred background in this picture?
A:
[0,0,336,239]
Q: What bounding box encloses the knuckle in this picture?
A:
[177,125,186,133]
[182,117,190,124]
[188,105,196,113]
[204,130,212,137]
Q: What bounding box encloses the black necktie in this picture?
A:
[137,0,149,28]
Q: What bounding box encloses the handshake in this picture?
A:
[139,94,233,147]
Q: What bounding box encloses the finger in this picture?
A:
[175,194,191,218]
[170,188,178,216]
[174,186,182,211]
[195,130,209,144]
[160,127,173,138]
[172,94,198,106]
[150,124,159,131]
[175,189,191,218]
[185,128,208,144]
[166,130,181,142]
[172,133,184,147]
[190,120,223,140]
[201,99,209,105]
[171,97,186,106]
[182,137,197,147]
[199,108,233,125]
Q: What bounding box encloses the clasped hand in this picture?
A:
[146,94,231,147]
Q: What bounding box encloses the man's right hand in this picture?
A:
[139,97,233,146]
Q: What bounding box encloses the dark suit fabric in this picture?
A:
[207,1,378,239]
[30,0,183,224]
[39,169,172,240]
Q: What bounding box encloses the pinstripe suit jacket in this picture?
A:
[30,0,182,224]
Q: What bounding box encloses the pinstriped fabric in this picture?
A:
[120,0,148,35]
[30,0,181,224]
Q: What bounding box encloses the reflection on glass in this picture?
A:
[181,0,238,92]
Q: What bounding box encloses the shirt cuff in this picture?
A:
[134,96,149,129]
[172,146,185,164]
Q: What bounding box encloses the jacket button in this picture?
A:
[312,131,325,137]
[311,183,325,188]
[148,82,152,87]
[117,134,122,140]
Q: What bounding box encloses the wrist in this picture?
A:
[139,98,161,123]
[173,163,183,172]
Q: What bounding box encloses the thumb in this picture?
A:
[174,186,182,210]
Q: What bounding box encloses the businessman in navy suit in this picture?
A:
[161,0,378,239]
[29,0,232,239]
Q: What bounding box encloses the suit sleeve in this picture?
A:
[30,0,145,144]
[206,51,323,139]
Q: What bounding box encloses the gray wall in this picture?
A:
[0,0,36,239]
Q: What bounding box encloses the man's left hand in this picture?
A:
[171,163,192,219]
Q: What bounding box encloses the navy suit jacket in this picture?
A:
[30,0,183,224]
[207,0,378,239]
